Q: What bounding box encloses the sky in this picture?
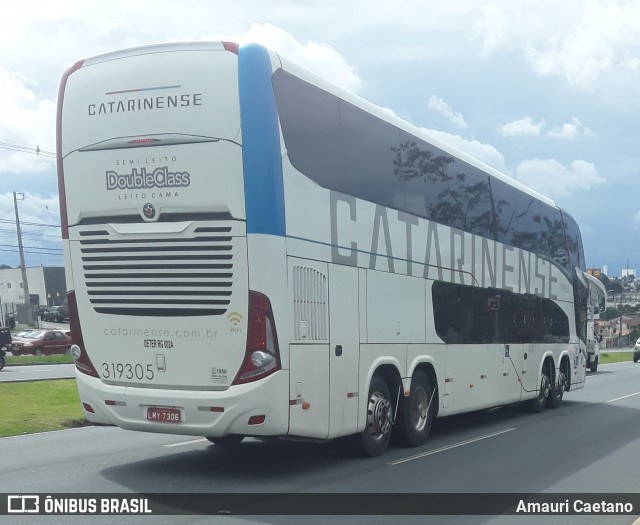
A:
[0,0,638,276]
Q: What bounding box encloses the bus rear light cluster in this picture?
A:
[233,291,281,385]
[68,291,100,378]
[222,41,239,54]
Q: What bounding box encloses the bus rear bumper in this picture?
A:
[75,370,289,437]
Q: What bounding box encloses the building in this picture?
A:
[0,266,67,322]
[595,314,640,348]
[621,268,637,279]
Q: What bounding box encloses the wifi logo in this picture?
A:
[227,312,243,327]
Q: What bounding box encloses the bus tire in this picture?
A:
[546,362,567,409]
[589,356,598,372]
[352,375,393,457]
[527,364,551,413]
[206,435,244,446]
[393,370,435,447]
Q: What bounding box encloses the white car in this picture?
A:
[634,338,640,363]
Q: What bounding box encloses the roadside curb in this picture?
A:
[0,376,76,384]
[3,361,73,367]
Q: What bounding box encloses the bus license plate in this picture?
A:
[147,406,181,423]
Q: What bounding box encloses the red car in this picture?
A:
[9,330,72,356]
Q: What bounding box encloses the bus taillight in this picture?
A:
[127,138,161,145]
[222,41,239,54]
[232,291,281,385]
[68,291,99,378]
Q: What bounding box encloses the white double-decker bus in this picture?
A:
[57,42,605,456]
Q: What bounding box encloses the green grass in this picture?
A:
[599,351,633,364]
[0,380,87,437]
[6,354,74,365]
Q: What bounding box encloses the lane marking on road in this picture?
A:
[607,391,640,403]
[388,428,517,466]
[163,438,208,448]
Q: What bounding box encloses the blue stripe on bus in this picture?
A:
[238,44,286,237]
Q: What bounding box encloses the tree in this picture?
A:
[600,307,620,321]
[606,280,623,294]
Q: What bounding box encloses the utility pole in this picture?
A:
[13,191,34,327]
[620,315,624,348]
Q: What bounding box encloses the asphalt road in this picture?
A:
[1,362,640,525]
[0,363,75,382]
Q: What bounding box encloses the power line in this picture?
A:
[0,218,60,228]
[0,140,55,158]
[0,229,62,242]
[0,137,53,150]
[0,246,63,256]
[0,243,62,253]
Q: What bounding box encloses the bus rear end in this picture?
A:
[57,42,288,438]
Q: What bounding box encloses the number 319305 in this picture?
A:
[101,362,155,380]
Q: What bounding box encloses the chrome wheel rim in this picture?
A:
[556,370,567,395]
[367,391,392,440]
[539,373,550,401]
[410,386,429,432]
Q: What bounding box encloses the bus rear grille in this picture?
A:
[78,227,234,317]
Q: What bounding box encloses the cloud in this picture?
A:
[0,68,56,174]
[525,38,613,92]
[428,95,468,128]
[228,23,363,93]
[424,129,507,173]
[362,105,504,173]
[524,3,640,91]
[474,4,511,56]
[513,159,604,200]
[547,117,594,139]
[498,117,545,138]
[471,2,640,91]
[498,116,594,140]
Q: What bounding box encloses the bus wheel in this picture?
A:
[393,370,435,447]
[589,356,598,372]
[206,435,245,446]
[353,375,393,457]
[527,365,551,413]
[546,365,567,409]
